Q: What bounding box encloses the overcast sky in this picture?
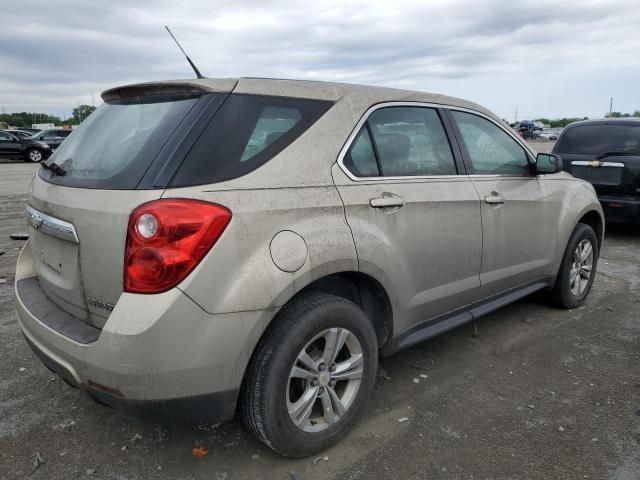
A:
[1,0,639,121]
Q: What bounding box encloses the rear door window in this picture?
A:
[170,94,333,186]
[341,106,457,178]
[368,107,456,176]
[343,127,380,177]
[555,124,640,155]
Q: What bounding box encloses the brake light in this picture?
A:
[124,199,231,294]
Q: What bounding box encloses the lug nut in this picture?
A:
[329,379,336,387]
[318,363,326,371]
[329,364,336,372]
[311,379,318,386]
[319,387,325,395]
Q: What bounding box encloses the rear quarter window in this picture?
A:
[169,94,333,187]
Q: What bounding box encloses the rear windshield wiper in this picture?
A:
[40,160,67,176]
[596,151,640,160]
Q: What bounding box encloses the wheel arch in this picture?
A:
[577,209,604,250]
[298,271,394,349]
[551,178,604,277]
[236,270,394,418]
[239,271,393,383]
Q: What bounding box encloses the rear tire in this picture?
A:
[25,148,43,163]
[239,292,378,457]
[551,223,599,308]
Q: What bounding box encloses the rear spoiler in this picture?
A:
[101,79,238,102]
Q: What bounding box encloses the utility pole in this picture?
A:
[610,97,613,115]
[91,90,95,108]
[514,107,518,123]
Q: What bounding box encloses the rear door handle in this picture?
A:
[484,194,505,204]
[370,193,405,209]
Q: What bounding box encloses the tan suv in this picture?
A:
[15,78,603,457]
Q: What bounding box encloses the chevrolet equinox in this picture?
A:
[15,78,604,457]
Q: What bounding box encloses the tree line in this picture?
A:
[604,111,640,119]
[525,110,640,128]
[0,105,96,128]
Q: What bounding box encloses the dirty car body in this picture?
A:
[15,77,604,456]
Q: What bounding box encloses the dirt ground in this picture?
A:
[1,158,639,480]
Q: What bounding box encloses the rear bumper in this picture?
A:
[23,333,238,423]
[598,195,640,223]
[14,243,266,423]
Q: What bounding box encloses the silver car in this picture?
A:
[15,78,603,457]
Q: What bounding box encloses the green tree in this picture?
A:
[534,117,588,128]
[72,105,96,123]
[0,112,62,128]
[606,112,632,118]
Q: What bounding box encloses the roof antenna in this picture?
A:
[164,25,204,79]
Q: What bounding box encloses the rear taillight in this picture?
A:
[124,199,231,294]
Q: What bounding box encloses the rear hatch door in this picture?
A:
[27,81,235,329]
[562,153,640,197]
[27,182,162,328]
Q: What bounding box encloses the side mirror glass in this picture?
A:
[536,153,563,174]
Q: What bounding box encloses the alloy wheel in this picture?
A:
[286,327,364,433]
[28,150,42,162]
[570,239,593,296]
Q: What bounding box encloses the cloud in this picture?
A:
[1,0,639,119]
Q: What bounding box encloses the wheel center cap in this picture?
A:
[318,371,331,387]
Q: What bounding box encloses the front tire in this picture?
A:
[240,292,378,457]
[25,148,43,163]
[551,223,599,308]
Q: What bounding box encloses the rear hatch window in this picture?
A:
[41,93,203,189]
[556,124,640,155]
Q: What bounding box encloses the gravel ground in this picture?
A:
[0,161,638,480]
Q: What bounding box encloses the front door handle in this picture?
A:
[484,193,505,204]
[370,192,405,209]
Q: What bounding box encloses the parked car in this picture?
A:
[539,130,558,140]
[15,78,604,457]
[8,129,36,139]
[0,129,51,162]
[15,127,43,135]
[553,119,640,223]
[30,128,72,150]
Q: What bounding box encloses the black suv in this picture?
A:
[553,119,640,223]
[0,130,52,162]
[30,128,72,150]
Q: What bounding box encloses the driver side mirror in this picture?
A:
[535,153,563,174]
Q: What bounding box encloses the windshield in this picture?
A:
[556,124,640,155]
[41,93,202,189]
